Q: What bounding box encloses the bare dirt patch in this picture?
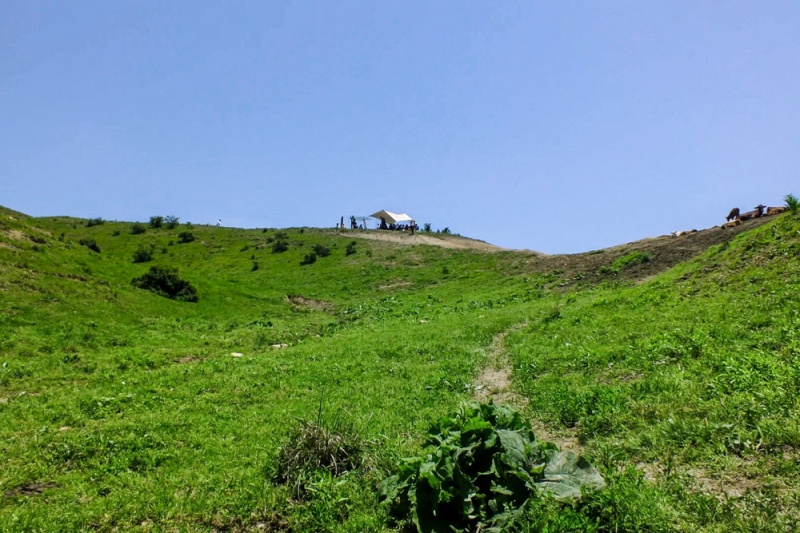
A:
[175,356,201,364]
[286,295,334,313]
[378,280,414,291]
[524,215,776,286]
[343,230,507,252]
[4,482,60,499]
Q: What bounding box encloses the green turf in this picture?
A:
[1,210,798,531]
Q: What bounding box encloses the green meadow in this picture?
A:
[1,206,798,531]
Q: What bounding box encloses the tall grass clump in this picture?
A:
[276,403,366,497]
[130,223,146,235]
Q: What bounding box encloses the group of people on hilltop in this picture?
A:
[379,216,418,233]
[336,215,418,234]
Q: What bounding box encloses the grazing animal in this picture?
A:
[738,205,766,222]
[766,206,788,216]
[726,208,740,221]
[721,219,741,229]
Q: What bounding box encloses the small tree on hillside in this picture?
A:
[164,216,180,229]
[785,194,799,215]
[149,216,164,229]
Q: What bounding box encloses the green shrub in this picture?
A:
[441,227,451,234]
[131,266,198,302]
[149,216,164,229]
[132,244,154,263]
[85,217,104,227]
[272,237,289,254]
[78,238,100,253]
[164,215,179,229]
[300,252,317,265]
[379,402,604,532]
[130,223,146,235]
[346,241,357,256]
[312,244,331,257]
[111,230,120,237]
[785,194,799,215]
[423,223,432,232]
[177,231,195,244]
[251,261,259,271]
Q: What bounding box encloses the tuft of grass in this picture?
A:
[276,403,366,497]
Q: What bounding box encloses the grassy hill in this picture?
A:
[1,209,798,531]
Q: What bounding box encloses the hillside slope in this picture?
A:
[1,208,798,531]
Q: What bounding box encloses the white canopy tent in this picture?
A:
[369,210,415,224]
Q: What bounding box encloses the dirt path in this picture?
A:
[340,230,509,252]
[474,323,581,453]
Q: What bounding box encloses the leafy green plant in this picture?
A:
[423,223,432,233]
[130,223,146,235]
[131,266,198,302]
[85,217,104,227]
[132,244,154,263]
[78,238,100,253]
[379,402,604,532]
[164,216,179,229]
[785,193,799,215]
[300,252,317,265]
[149,216,164,229]
[251,261,259,271]
[176,231,195,244]
[346,241,357,256]
[441,227,451,235]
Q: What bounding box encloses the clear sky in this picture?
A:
[2,1,798,253]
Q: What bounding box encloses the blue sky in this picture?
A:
[2,1,798,253]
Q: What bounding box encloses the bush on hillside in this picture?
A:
[86,218,104,227]
[272,237,289,254]
[312,244,331,257]
[300,252,317,265]
[423,223,432,233]
[177,231,195,244]
[131,266,198,302]
[346,241,357,256]
[149,216,164,229]
[131,223,146,235]
[132,244,155,263]
[164,215,179,229]
[78,238,100,253]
